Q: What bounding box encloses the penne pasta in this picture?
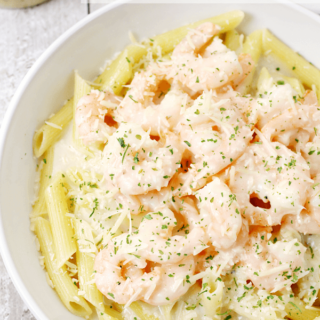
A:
[224,29,242,52]
[97,306,123,320]
[262,29,320,101]
[129,302,159,320]
[34,217,92,317]
[45,174,76,268]
[152,10,245,55]
[31,146,54,217]
[200,272,224,318]
[73,72,92,153]
[285,298,320,320]
[240,29,263,93]
[73,218,104,310]
[158,303,174,320]
[257,67,305,96]
[95,44,147,95]
[33,98,73,158]
[242,29,263,64]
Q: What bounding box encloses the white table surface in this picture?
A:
[0,1,317,319]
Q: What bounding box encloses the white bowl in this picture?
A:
[1,1,320,319]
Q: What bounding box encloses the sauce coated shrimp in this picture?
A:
[137,187,173,212]
[241,226,307,292]
[75,89,121,146]
[173,90,252,193]
[103,123,184,195]
[282,213,320,234]
[95,238,195,306]
[261,92,320,177]
[117,68,192,136]
[168,22,254,95]
[247,83,297,130]
[230,140,312,226]
[144,256,195,306]
[127,207,207,264]
[283,175,320,234]
[95,206,203,305]
[139,190,201,235]
[195,178,243,249]
[95,233,161,305]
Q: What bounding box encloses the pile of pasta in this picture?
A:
[31,10,320,320]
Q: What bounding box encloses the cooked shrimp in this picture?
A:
[301,89,318,105]
[230,139,312,226]
[261,93,320,177]
[195,177,243,249]
[95,206,205,304]
[306,175,320,222]
[75,89,121,145]
[241,226,307,292]
[139,189,201,235]
[285,175,320,234]
[94,233,161,305]
[170,196,200,235]
[127,207,208,264]
[247,83,297,129]
[143,178,243,252]
[302,137,320,178]
[232,53,255,89]
[172,90,252,193]
[208,219,249,272]
[117,69,192,136]
[137,187,173,212]
[144,256,195,306]
[95,239,195,306]
[103,123,184,195]
[282,212,320,234]
[168,22,254,96]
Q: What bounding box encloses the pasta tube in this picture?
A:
[159,303,174,320]
[152,10,245,55]
[240,29,263,93]
[262,29,320,101]
[97,306,123,320]
[34,217,92,317]
[242,29,263,64]
[224,29,242,51]
[257,67,305,96]
[73,218,104,310]
[285,297,320,320]
[45,175,76,268]
[95,44,147,95]
[200,272,224,318]
[130,302,159,320]
[73,72,92,152]
[31,146,54,217]
[33,98,73,158]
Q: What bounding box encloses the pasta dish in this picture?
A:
[31,10,320,320]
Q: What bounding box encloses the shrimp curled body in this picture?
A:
[103,123,184,195]
[75,89,121,146]
[230,141,312,226]
[167,22,253,96]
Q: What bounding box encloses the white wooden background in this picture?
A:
[0,1,106,318]
[0,1,318,319]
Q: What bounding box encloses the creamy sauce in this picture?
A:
[52,123,104,177]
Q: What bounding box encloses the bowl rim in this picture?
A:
[0,1,319,319]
